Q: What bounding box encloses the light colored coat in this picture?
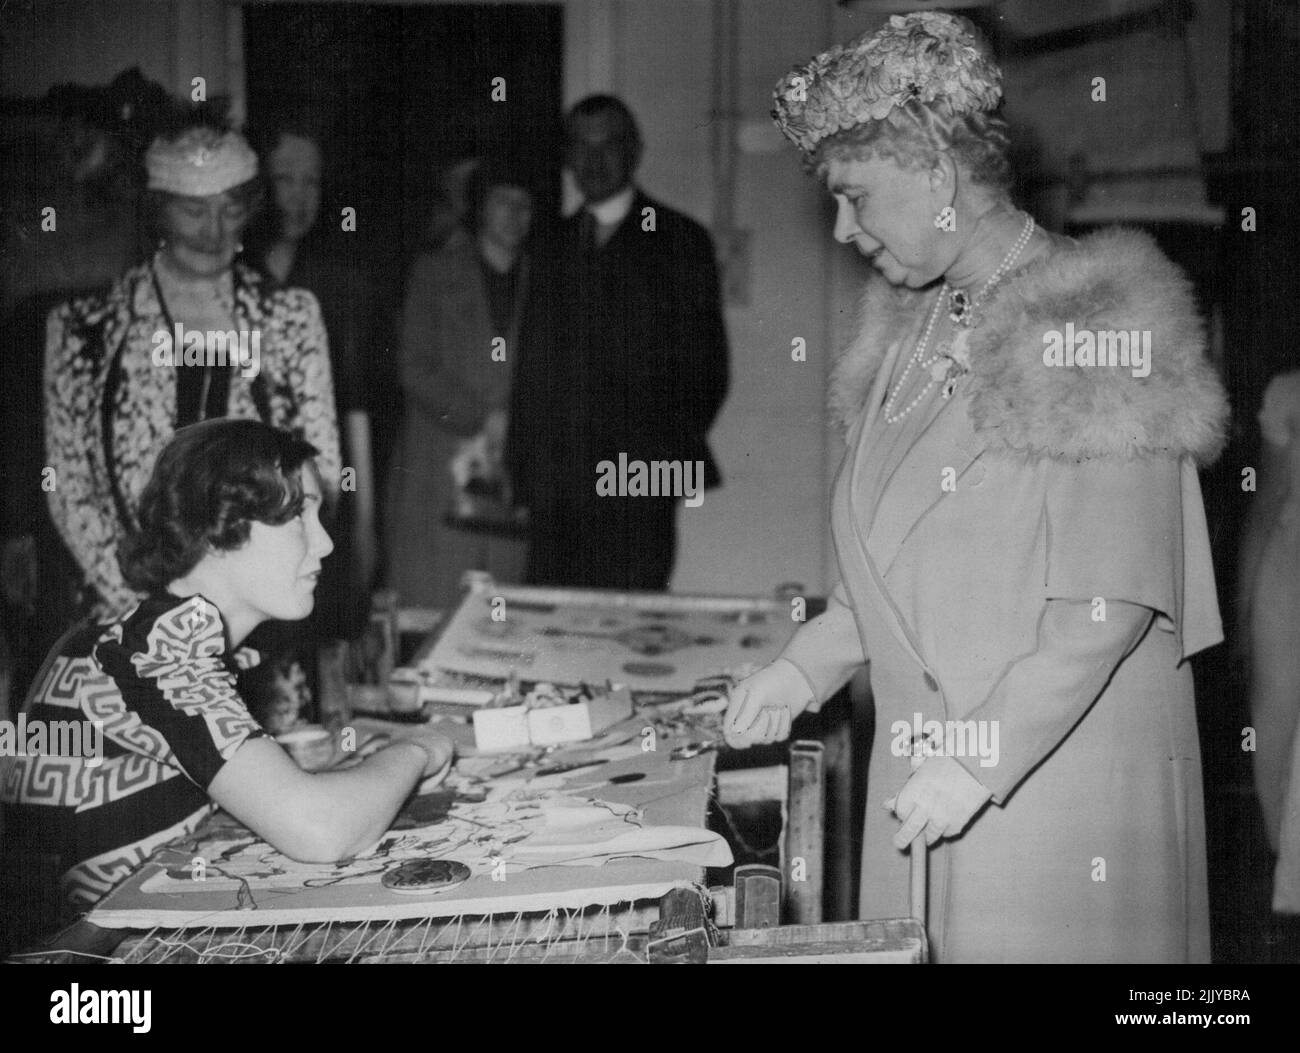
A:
[785,228,1229,962]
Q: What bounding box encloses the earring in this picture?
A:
[933,206,956,232]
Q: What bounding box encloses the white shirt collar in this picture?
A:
[585,184,636,229]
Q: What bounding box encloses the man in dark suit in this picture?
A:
[510,95,729,591]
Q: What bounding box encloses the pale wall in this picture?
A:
[0,0,230,100]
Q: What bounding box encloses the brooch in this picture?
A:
[948,288,975,327]
[929,330,972,399]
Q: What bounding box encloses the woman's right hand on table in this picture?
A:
[723,658,816,749]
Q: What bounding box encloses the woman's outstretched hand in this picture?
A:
[886,755,992,849]
[723,658,815,748]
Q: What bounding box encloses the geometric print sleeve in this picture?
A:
[93,594,264,789]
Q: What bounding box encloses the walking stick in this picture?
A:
[909,742,928,927]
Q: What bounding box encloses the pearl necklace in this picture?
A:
[948,213,1035,328]
[882,289,948,425]
[883,214,1036,426]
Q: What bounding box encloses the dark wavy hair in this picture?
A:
[119,419,319,592]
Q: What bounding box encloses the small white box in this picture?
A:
[472,689,635,751]
[526,705,593,747]
[526,690,633,747]
[472,705,531,752]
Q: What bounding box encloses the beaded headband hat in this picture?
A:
[145,127,258,197]
[771,11,1002,162]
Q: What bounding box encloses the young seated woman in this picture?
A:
[0,419,451,912]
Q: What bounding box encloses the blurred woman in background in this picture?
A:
[387,157,534,610]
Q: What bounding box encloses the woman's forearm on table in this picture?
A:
[305,742,427,857]
[211,738,426,862]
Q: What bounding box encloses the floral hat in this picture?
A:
[772,12,1002,161]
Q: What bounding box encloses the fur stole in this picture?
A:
[828,227,1229,463]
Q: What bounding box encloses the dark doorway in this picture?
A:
[242,1,564,282]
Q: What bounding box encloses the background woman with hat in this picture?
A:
[43,123,341,622]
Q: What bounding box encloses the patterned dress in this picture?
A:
[44,259,341,619]
[0,593,264,909]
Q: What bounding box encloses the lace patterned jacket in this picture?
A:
[44,259,341,618]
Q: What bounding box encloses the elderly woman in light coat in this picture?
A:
[725,13,1228,963]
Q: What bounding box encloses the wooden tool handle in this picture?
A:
[908,744,927,926]
[909,832,927,924]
